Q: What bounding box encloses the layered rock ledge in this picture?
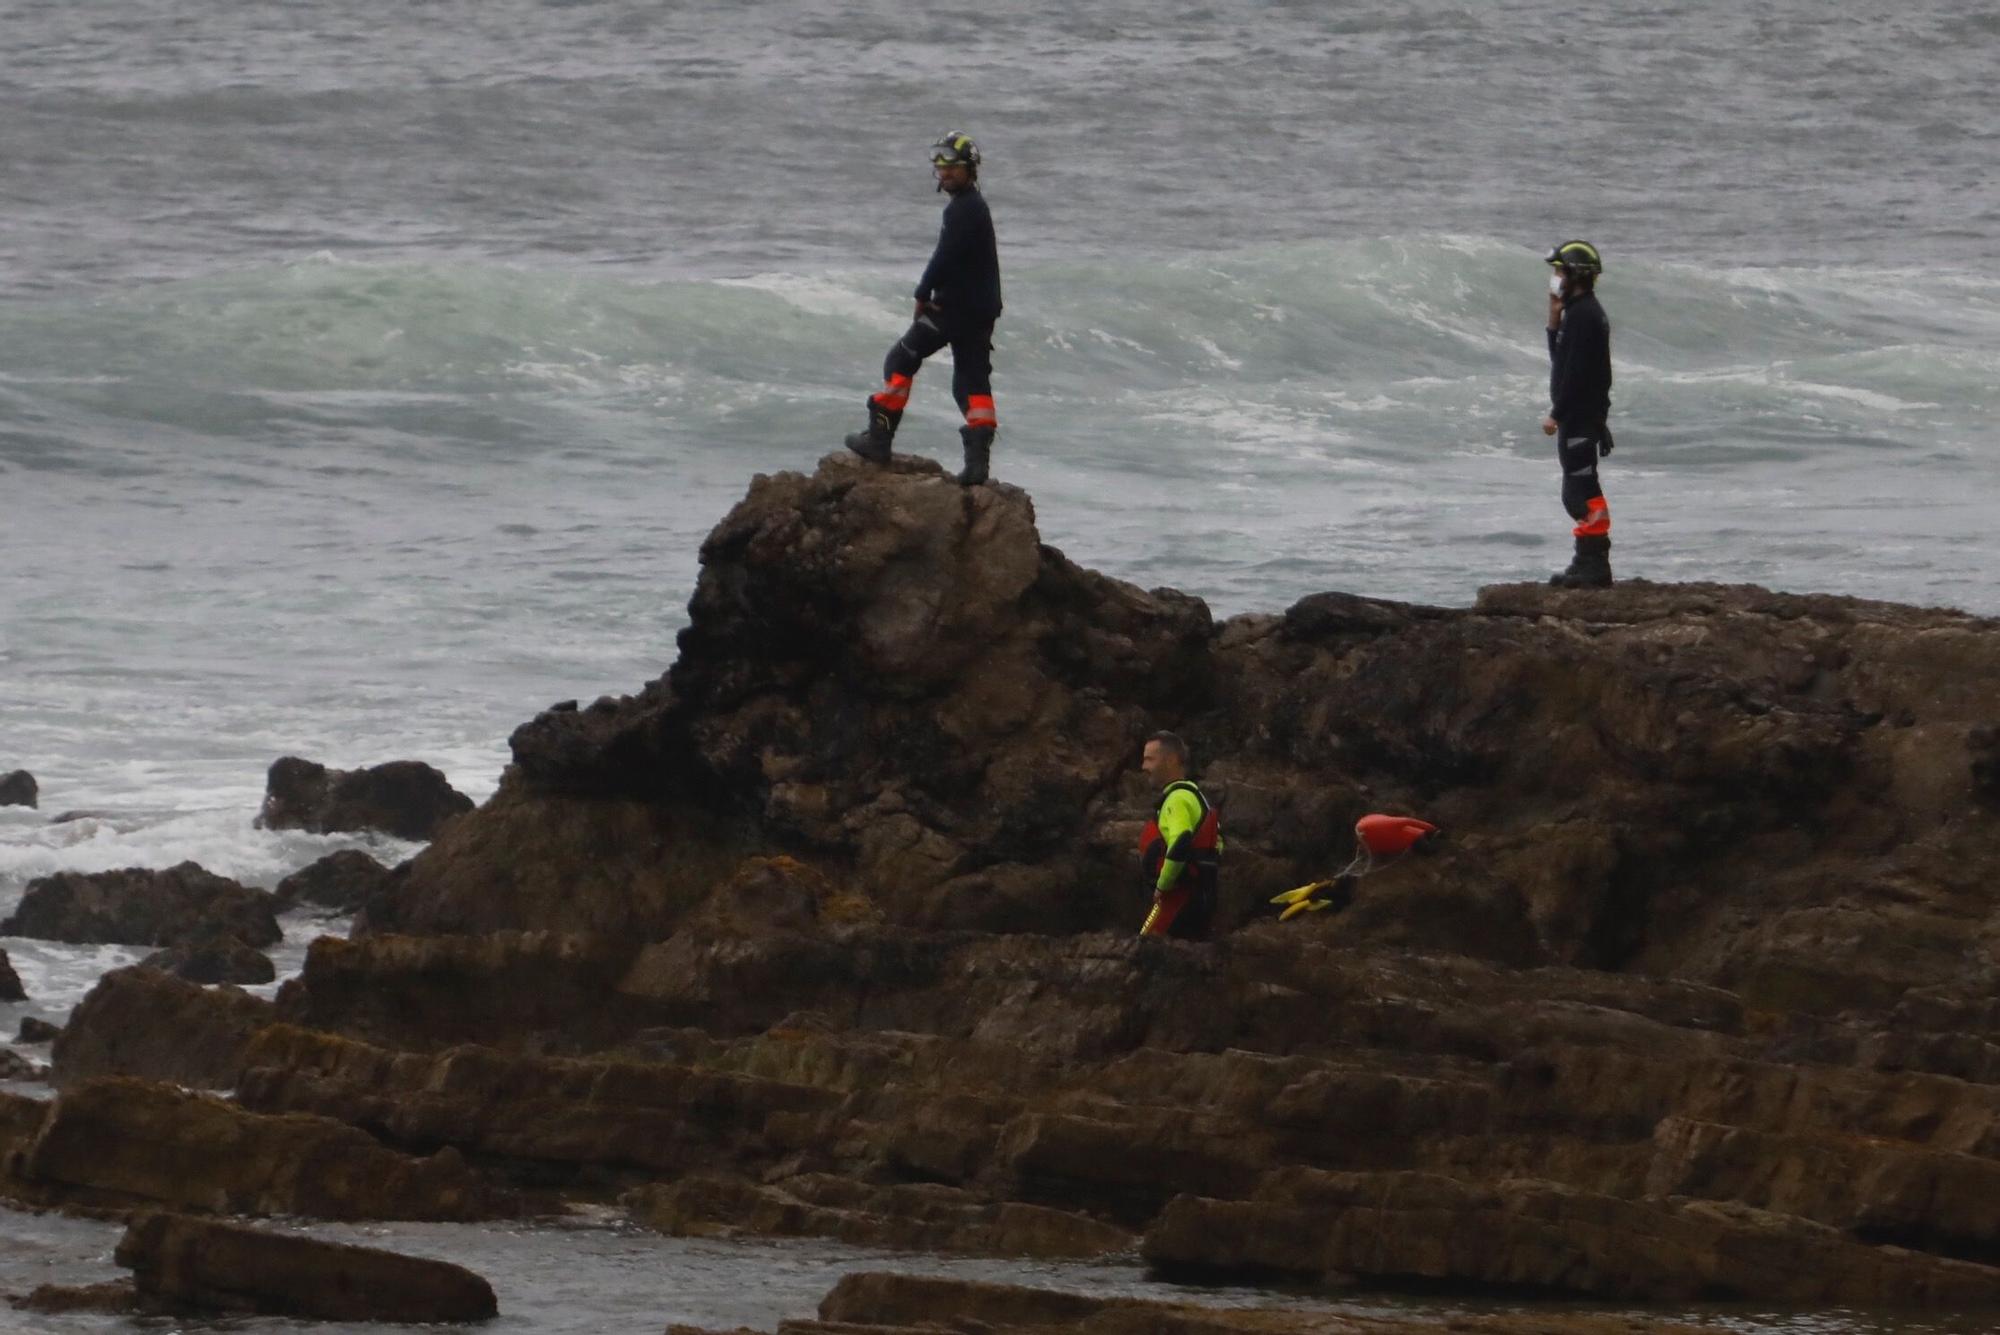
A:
[20,454,2000,1321]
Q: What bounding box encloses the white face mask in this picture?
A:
[1550,273,1565,296]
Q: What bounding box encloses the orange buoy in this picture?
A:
[1354,813,1439,858]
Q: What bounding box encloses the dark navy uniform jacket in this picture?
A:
[914,186,1002,327]
[1548,289,1612,427]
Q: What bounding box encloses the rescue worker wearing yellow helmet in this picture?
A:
[1137,731,1223,940]
[1541,240,1615,588]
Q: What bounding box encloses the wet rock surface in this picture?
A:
[115,1211,498,1322]
[140,934,277,985]
[0,948,22,1002]
[0,1050,46,1082]
[12,1076,512,1219]
[15,1016,59,1044]
[1,861,280,948]
[803,1272,1719,1335]
[52,966,273,1090]
[10,1278,138,1315]
[25,459,2000,1320]
[275,847,393,913]
[0,769,36,808]
[259,755,473,840]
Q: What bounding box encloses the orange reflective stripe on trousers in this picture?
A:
[871,373,914,411]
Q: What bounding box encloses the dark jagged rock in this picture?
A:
[379,458,2000,998]
[115,1212,497,1322]
[0,948,23,1002]
[139,935,276,986]
[52,966,274,1089]
[1,861,279,949]
[382,458,1210,938]
[275,848,392,914]
[258,755,472,841]
[16,1016,59,1044]
[67,459,2000,1312]
[0,769,35,807]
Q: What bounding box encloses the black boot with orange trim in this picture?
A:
[1550,534,1613,588]
[956,425,993,485]
[844,399,900,464]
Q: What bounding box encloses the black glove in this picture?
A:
[1598,428,1615,458]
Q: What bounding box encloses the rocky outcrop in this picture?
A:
[16,1077,511,1219]
[52,966,273,1090]
[375,460,2000,997]
[139,936,276,986]
[0,948,22,1002]
[276,848,392,914]
[258,756,472,841]
[1,861,279,949]
[36,459,2000,1314]
[0,769,35,808]
[378,459,1210,939]
[115,1212,497,1322]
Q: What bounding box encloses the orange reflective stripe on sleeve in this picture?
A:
[1573,497,1610,537]
[872,373,915,411]
[963,394,997,428]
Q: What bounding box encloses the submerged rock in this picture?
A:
[0,1050,46,1083]
[0,769,35,808]
[115,1212,497,1323]
[10,1279,138,1316]
[258,755,472,841]
[1,861,279,949]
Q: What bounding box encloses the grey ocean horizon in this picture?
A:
[1,4,1997,1329]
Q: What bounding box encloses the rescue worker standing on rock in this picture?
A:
[1138,732,1223,940]
[845,131,1002,486]
[1541,240,1615,588]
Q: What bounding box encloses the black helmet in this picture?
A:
[1544,239,1602,275]
[930,131,981,170]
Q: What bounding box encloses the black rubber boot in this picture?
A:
[957,425,994,486]
[844,400,899,464]
[1549,534,1613,588]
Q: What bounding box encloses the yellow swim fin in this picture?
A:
[1277,897,1336,922]
[1270,875,1357,923]
[1270,880,1334,908]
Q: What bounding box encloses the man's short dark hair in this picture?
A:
[1148,731,1190,767]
